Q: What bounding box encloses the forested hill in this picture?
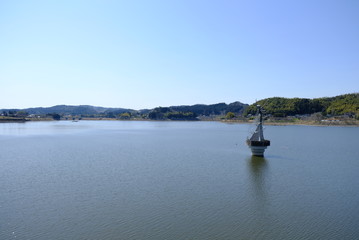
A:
[1,94,357,120]
[1,102,248,119]
[170,101,248,116]
[147,102,248,120]
[2,105,132,116]
[245,93,359,118]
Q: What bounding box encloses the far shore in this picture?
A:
[221,119,359,127]
[1,117,358,127]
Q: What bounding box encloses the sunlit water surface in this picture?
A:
[1,121,358,239]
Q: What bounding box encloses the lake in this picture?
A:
[1,121,358,240]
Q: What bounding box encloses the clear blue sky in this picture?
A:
[1,0,358,109]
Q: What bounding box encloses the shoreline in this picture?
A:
[222,120,359,127]
[1,117,358,127]
[221,119,359,127]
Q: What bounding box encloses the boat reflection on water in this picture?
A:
[250,156,267,174]
[246,156,271,230]
[248,156,269,203]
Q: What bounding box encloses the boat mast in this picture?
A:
[250,105,265,142]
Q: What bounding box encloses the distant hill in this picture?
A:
[146,102,249,120]
[1,94,357,120]
[1,105,133,116]
[0,102,248,119]
[0,102,249,121]
[169,101,248,116]
[245,93,359,118]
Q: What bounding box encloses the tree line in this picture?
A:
[2,93,357,121]
[245,93,359,119]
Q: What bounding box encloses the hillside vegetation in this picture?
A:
[1,102,248,121]
[1,94,358,123]
[147,102,248,120]
[245,93,359,119]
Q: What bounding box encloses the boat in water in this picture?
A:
[246,105,270,156]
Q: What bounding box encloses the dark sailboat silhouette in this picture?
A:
[246,105,270,156]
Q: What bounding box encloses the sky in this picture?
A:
[0,0,358,109]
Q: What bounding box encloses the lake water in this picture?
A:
[1,121,358,240]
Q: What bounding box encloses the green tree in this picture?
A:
[119,112,131,119]
[165,111,197,120]
[225,112,235,119]
[52,114,61,120]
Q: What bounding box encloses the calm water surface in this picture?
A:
[1,121,358,239]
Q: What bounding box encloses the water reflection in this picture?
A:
[249,156,267,177]
[246,156,271,230]
[248,156,268,202]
